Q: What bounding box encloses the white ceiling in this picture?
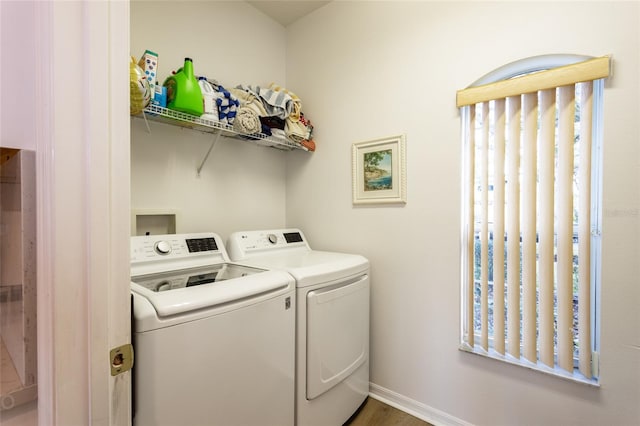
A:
[246,1,331,27]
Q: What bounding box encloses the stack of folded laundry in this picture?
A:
[233,83,315,150]
[197,77,316,150]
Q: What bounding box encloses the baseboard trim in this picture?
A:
[368,383,474,426]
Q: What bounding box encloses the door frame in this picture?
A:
[35,1,131,425]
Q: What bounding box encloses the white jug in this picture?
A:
[198,77,219,123]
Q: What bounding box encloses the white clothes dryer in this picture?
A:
[227,229,370,426]
[131,232,295,426]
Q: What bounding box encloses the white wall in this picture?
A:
[286,2,640,425]
[130,1,290,241]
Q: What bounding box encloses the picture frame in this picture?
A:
[352,134,406,205]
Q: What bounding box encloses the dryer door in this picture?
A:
[306,274,369,400]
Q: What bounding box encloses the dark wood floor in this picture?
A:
[344,397,433,426]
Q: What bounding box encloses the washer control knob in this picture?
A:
[267,234,278,244]
[154,241,171,255]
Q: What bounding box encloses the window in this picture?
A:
[457,55,610,384]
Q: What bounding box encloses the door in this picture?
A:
[1,1,131,425]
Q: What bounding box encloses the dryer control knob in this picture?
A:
[267,234,278,244]
[154,241,171,255]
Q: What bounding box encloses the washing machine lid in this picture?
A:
[132,263,265,292]
[131,264,293,317]
[237,250,369,288]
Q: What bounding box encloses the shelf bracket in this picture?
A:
[140,110,152,133]
[196,131,222,176]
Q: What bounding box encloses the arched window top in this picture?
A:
[469,54,596,87]
[456,54,610,107]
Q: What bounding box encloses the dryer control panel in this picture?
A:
[227,229,310,260]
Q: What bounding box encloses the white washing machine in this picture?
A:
[227,229,370,426]
[131,232,295,426]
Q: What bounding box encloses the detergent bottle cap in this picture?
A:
[182,58,194,78]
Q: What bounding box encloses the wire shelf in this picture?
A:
[138,105,308,152]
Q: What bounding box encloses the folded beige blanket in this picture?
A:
[229,88,268,117]
[233,107,261,134]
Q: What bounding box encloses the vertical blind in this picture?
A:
[457,56,609,379]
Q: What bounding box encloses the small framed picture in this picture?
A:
[352,134,406,205]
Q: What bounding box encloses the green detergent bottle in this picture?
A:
[163,57,204,116]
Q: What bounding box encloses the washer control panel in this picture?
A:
[131,233,225,269]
